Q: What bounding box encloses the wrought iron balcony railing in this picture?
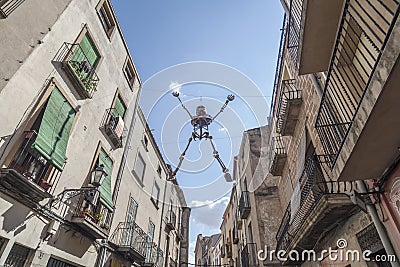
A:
[0,0,25,18]
[241,243,258,267]
[269,136,287,176]
[275,156,356,253]
[276,79,302,135]
[100,108,127,149]
[144,242,163,267]
[109,222,148,262]
[58,42,100,98]
[287,0,303,66]
[315,0,400,169]
[239,191,251,219]
[0,131,61,202]
[70,193,110,239]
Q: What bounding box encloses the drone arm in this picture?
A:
[212,95,235,120]
[208,137,229,173]
[176,95,193,120]
[171,137,193,177]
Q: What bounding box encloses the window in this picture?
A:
[5,243,31,267]
[7,83,77,191]
[73,32,100,70]
[47,257,77,267]
[157,165,162,177]
[123,57,136,89]
[143,135,149,151]
[113,94,127,119]
[97,148,114,212]
[151,182,160,206]
[146,220,156,261]
[133,153,146,182]
[96,0,115,38]
[126,197,138,223]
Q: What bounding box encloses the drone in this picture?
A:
[168,91,235,182]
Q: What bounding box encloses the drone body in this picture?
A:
[169,92,235,182]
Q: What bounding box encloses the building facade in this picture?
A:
[0,0,190,266]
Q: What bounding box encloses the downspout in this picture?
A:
[96,84,142,267]
[356,180,399,267]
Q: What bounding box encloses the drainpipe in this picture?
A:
[310,73,323,99]
[95,84,142,267]
[356,180,399,267]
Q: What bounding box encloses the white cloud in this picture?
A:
[189,196,229,230]
[169,81,182,93]
[218,127,227,132]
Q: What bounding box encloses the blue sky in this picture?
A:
[111,1,283,263]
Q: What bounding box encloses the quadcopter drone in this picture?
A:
[168,91,235,182]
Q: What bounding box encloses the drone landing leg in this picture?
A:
[208,136,228,173]
[170,137,193,179]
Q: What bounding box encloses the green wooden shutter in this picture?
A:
[71,33,100,67]
[31,87,76,171]
[113,96,126,118]
[80,34,100,67]
[98,148,114,211]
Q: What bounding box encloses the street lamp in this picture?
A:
[50,164,108,209]
[90,164,107,187]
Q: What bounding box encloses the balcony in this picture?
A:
[315,0,400,180]
[59,42,99,99]
[226,243,233,258]
[0,131,59,203]
[239,191,251,219]
[0,0,26,18]
[275,156,359,263]
[70,195,110,240]
[269,136,287,176]
[109,222,147,263]
[287,0,346,74]
[165,210,176,233]
[241,243,258,267]
[276,79,302,136]
[143,243,163,267]
[221,244,226,258]
[100,108,127,149]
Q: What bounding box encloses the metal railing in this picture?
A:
[287,0,303,66]
[239,191,251,216]
[57,42,100,98]
[110,222,147,258]
[7,131,60,191]
[72,192,110,234]
[276,79,302,134]
[145,242,163,267]
[241,243,258,267]
[315,0,400,169]
[275,156,355,252]
[0,0,25,18]
[100,108,127,148]
[269,14,287,125]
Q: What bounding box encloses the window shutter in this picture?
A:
[31,87,75,171]
[98,148,114,211]
[113,96,126,118]
[75,34,100,67]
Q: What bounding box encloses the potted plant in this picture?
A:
[100,223,110,231]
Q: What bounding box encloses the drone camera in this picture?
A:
[227,94,235,101]
[172,91,180,97]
